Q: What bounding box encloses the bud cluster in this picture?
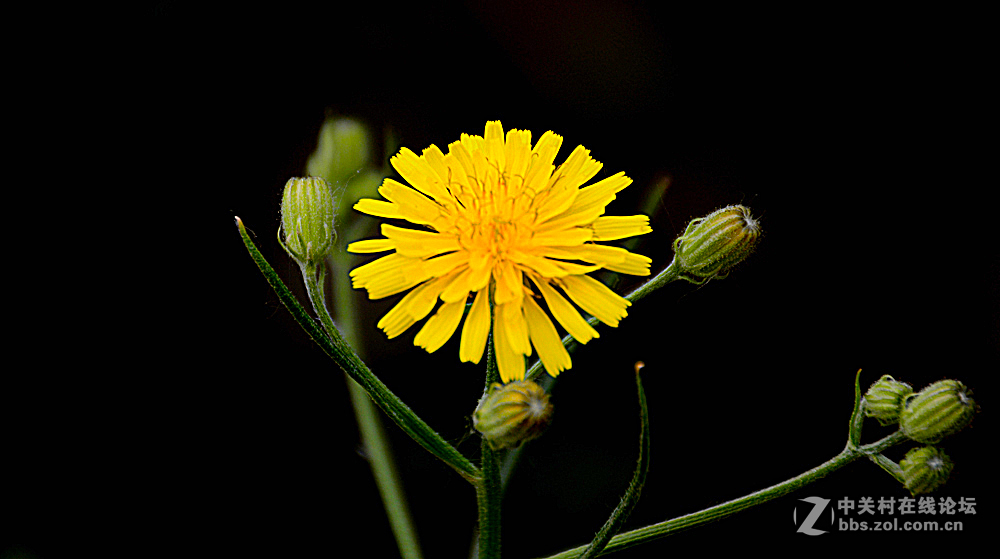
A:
[861,376,975,495]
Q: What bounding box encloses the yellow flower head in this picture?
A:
[347,121,652,382]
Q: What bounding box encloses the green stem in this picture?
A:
[475,326,503,559]
[527,261,681,381]
[236,217,480,482]
[622,258,681,304]
[477,438,502,559]
[536,431,907,559]
[320,253,423,559]
[868,453,905,484]
[579,364,650,559]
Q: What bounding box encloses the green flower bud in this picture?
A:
[899,446,953,495]
[672,205,761,284]
[279,177,337,266]
[863,375,913,425]
[899,380,975,443]
[473,380,553,450]
[306,117,372,185]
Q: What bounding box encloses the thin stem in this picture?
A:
[579,363,650,559]
[537,430,907,559]
[527,261,681,381]
[236,217,481,482]
[868,453,905,484]
[323,253,423,559]
[477,440,502,559]
[476,329,502,559]
[622,258,681,304]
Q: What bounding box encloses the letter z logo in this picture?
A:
[794,496,831,535]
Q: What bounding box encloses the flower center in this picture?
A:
[455,181,534,264]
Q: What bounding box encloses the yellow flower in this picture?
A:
[347,121,652,382]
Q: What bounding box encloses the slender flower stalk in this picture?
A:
[327,250,424,559]
[526,260,680,381]
[236,217,481,482]
[532,370,918,558]
[537,432,907,559]
[476,328,503,559]
[579,362,650,559]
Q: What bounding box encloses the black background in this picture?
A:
[6,2,994,558]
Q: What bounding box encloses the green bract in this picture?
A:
[900,446,953,495]
[279,177,337,266]
[672,205,760,284]
[473,380,553,449]
[900,380,975,443]
[863,375,913,425]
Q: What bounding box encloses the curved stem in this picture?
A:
[236,217,481,482]
[536,430,906,559]
[579,363,650,559]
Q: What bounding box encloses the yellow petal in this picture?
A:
[527,226,594,248]
[523,130,561,195]
[439,267,472,303]
[523,295,571,376]
[350,253,432,300]
[558,274,630,327]
[494,260,523,305]
[379,179,449,227]
[531,275,599,343]
[381,223,460,258]
[503,129,533,194]
[603,251,652,276]
[347,238,395,254]
[376,279,444,339]
[484,121,506,175]
[493,308,525,382]
[354,199,404,219]
[390,147,451,203]
[499,301,531,357]
[459,289,491,364]
[534,145,601,223]
[591,215,652,241]
[413,300,465,353]
[423,252,470,278]
[509,252,572,278]
[466,251,494,291]
[555,172,632,224]
[543,244,652,276]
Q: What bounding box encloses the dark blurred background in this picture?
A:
[5,2,993,557]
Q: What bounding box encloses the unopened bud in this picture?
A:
[473,380,553,449]
[863,375,913,425]
[900,446,953,495]
[306,118,372,185]
[672,205,760,284]
[900,380,975,443]
[280,177,337,266]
